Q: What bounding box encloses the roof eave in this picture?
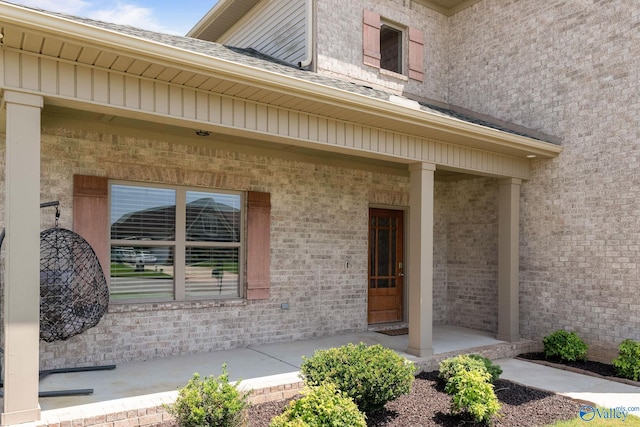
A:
[0,2,562,160]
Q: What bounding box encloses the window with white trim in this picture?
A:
[109,183,243,302]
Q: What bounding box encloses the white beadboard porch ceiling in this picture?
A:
[0,2,561,165]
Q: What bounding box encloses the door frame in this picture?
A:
[367,207,407,324]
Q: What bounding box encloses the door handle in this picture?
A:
[399,273,404,277]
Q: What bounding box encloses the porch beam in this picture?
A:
[497,178,521,342]
[406,162,436,357]
[1,90,43,425]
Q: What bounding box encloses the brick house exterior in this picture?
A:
[1,0,635,423]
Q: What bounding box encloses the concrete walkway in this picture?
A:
[16,327,640,426]
[498,358,640,416]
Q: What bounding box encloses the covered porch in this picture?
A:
[33,325,538,424]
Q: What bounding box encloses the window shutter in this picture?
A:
[363,10,381,68]
[246,191,271,300]
[408,27,424,81]
[73,175,109,273]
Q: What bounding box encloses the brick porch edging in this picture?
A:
[22,340,538,427]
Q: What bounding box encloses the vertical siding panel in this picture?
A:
[209,94,222,124]
[108,73,124,106]
[21,55,39,91]
[233,99,245,127]
[256,104,268,132]
[267,107,279,134]
[40,58,58,94]
[308,116,318,141]
[75,67,92,100]
[298,113,309,140]
[362,127,371,151]
[353,125,362,149]
[221,97,234,126]
[124,76,140,109]
[196,92,209,121]
[318,118,328,143]
[140,80,155,111]
[335,122,345,146]
[93,70,109,103]
[278,109,288,136]
[219,97,231,125]
[245,102,257,130]
[59,62,76,98]
[345,123,354,148]
[169,86,182,116]
[155,84,169,114]
[289,112,299,138]
[3,51,20,88]
[183,89,196,119]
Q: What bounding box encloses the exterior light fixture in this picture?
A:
[526,154,537,158]
[195,130,210,137]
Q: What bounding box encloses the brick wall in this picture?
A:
[440,177,499,333]
[18,123,414,370]
[448,0,640,361]
[316,0,449,102]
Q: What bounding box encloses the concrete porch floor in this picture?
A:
[12,325,539,426]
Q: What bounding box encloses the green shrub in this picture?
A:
[166,365,250,427]
[543,330,588,362]
[269,383,366,427]
[300,343,415,414]
[469,354,503,384]
[613,339,640,381]
[438,354,487,384]
[445,367,501,424]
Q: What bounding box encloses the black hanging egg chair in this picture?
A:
[0,202,114,398]
[39,227,109,342]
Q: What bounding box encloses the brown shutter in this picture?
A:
[408,27,424,81]
[363,10,381,68]
[73,175,109,274]
[246,191,271,300]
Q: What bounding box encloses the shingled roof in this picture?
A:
[9,1,557,144]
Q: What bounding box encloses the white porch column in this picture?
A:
[497,178,521,342]
[406,162,435,357]
[1,91,43,425]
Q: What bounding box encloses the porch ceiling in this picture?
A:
[0,2,561,166]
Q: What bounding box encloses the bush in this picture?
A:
[300,343,415,414]
[166,365,250,427]
[543,330,588,362]
[269,383,366,427]
[613,339,640,381]
[438,354,487,384]
[445,366,501,424]
[469,354,503,384]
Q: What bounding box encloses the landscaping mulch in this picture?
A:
[247,370,582,426]
[518,352,617,377]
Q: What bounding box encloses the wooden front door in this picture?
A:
[368,208,404,324]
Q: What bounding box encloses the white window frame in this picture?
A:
[108,181,245,303]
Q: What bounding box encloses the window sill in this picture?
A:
[108,298,248,313]
[380,68,409,81]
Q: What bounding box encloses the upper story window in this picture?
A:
[109,182,243,302]
[380,24,402,74]
[363,10,424,82]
